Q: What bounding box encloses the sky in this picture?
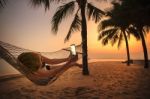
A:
[0,0,150,60]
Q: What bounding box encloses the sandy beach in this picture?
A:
[0,61,150,99]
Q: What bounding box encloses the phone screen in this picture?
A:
[70,44,76,55]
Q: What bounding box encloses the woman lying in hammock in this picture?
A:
[18,52,82,85]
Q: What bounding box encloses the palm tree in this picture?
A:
[31,0,105,75]
[131,25,150,68]
[52,0,105,75]
[108,0,149,68]
[98,17,131,65]
[121,0,150,68]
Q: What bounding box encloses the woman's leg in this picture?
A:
[41,54,71,64]
[34,60,75,77]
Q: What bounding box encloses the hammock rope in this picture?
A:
[0,41,33,58]
[0,41,82,85]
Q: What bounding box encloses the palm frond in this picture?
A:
[127,27,141,40]
[87,3,105,23]
[101,37,108,46]
[143,26,150,36]
[101,32,118,46]
[111,33,119,46]
[99,28,119,46]
[98,18,116,32]
[51,1,75,33]
[31,0,51,10]
[127,31,131,39]
[98,28,118,40]
[64,9,81,42]
[117,32,123,49]
[31,0,66,10]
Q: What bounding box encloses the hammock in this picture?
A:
[0,41,82,85]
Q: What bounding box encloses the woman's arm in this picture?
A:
[41,55,70,64]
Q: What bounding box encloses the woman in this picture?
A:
[18,52,81,85]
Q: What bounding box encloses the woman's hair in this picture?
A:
[18,52,42,72]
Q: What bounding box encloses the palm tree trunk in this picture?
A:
[139,29,149,68]
[80,0,89,75]
[123,31,130,66]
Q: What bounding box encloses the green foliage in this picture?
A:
[18,52,41,72]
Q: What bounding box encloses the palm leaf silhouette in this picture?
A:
[51,1,75,33]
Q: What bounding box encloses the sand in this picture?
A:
[0,61,150,99]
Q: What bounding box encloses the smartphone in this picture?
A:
[70,44,76,55]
